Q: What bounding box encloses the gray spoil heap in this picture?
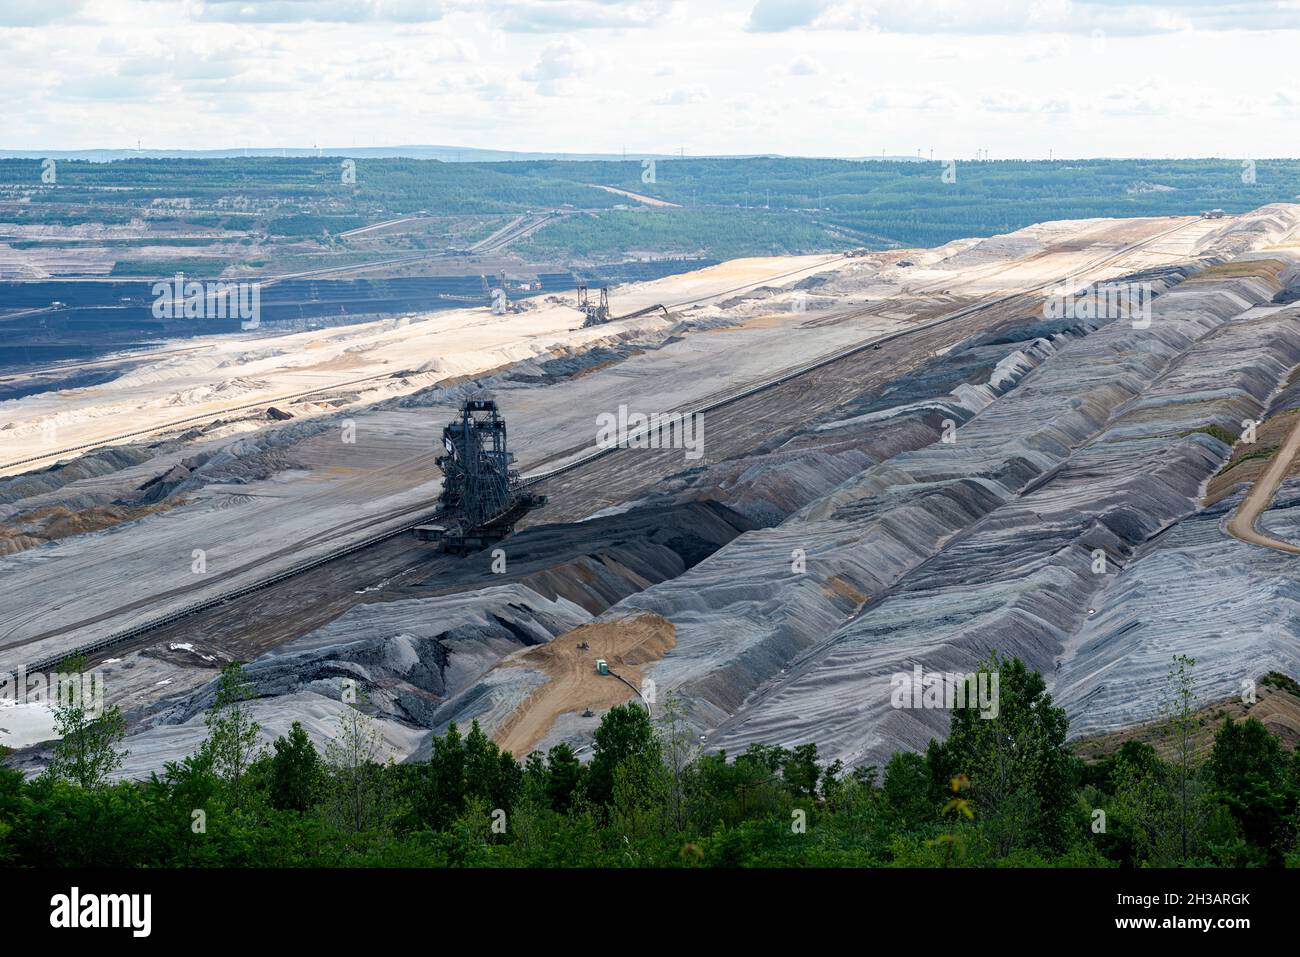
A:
[71,205,1300,776]
[597,209,1300,768]
[416,205,1300,768]
[101,500,754,775]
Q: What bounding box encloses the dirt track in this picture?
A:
[494,612,676,756]
[1226,410,1300,554]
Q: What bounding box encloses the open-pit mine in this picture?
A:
[5,205,1300,775]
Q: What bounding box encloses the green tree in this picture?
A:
[656,692,699,830]
[1109,752,1185,866]
[269,721,322,813]
[587,703,661,808]
[0,765,24,864]
[521,750,548,805]
[936,654,1074,855]
[1160,654,1199,864]
[545,742,584,814]
[1206,716,1294,863]
[201,663,264,806]
[685,749,787,830]
[610,746,672,850]
[423,721,467,829]
[324,701,389,834]
[463,720,522,815]
[930,773,973,866]
[45,654,127,789]
[881,751,934,828]
[782,743,821,799]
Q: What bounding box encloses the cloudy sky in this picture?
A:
[4,0,1300,158]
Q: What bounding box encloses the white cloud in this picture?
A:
[749,0,1300,36]
[980,92,1071,114]
[0,0,86,26]
[654,85,706,106]
[748,0,825,32]
[520,38,590,95]
[195,0,445,24]
[788,54,820,74]
[1,0,1296,158]
[491,0,670,33]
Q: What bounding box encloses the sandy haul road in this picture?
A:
[494,612,676,756]
[0,255,842,476]
[1226,411,1300,554]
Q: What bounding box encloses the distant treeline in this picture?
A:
[0,155,1296,259]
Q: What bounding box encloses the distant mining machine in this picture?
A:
[576,284,669,327]
[414,396,546,554]
[577,284,610,326]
